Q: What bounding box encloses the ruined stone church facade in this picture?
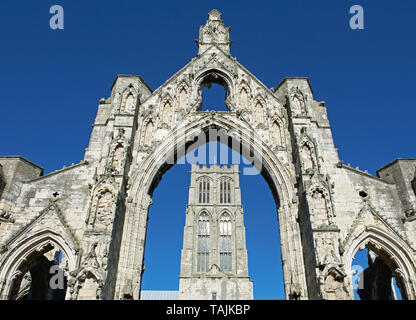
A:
[0,10,415,300]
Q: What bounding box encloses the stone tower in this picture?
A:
[178,164,253,300]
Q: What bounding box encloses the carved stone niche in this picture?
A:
[298,128,319,174]
[86,186,116,232]
[289,86,307,116]
[121,84,138,114]
[308,187,332,227]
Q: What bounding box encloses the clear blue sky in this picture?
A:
[0,1,414,299]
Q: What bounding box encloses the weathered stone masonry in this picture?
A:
[0,10,415,300]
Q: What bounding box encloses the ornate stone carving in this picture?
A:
[86,178,117,232]
[106,128,129,175]
[298,127,319,174]
[252,96,265,129]
[121,84,138,114]
[197,10,231,54]
[67,242,105,300]
[289,86,307,115]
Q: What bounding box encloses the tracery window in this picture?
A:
[197,212,210,272]
[198,177,210,203]
[219,178,231,204]
[219,213,232,272]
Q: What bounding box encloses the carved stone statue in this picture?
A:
[290,87,306,115]
[300,144,314,172]
[310,189,330,226]
[124,93,135,113]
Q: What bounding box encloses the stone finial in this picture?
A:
[197,10,231,55]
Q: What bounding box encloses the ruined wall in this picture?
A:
[0,10,415,300]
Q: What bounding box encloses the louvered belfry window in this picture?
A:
[198,177,210,203]
[219,178,231,204]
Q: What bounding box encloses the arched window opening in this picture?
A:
[198,177,210,203]
[219,213,232,272]
[201,83,229,111]
[219,178,231,204]
[351,248,403,300]
[197,213,210,272]
[11,249,67,300]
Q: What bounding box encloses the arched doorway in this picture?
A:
[0,231,77,300]
[351,248,403,300]
[345,227,416,300]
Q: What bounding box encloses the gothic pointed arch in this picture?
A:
[142,118,156,147]
[196,175,213,204]
[117,111,302,299]
[218,176,233,204]
[289,86,307,116]
[340,197,416,299]
[306,174,336,227]
[120,83,139,114]
[194,68,235,112]
[252,95,266,129]
[343,226,416,300]
[238,79,251,110]
[0,199,80,259]
[177,81,189,111]
[0,225,78,300]
[269,117,285,150]
[160,94,175,128]
[105,128,130,175]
